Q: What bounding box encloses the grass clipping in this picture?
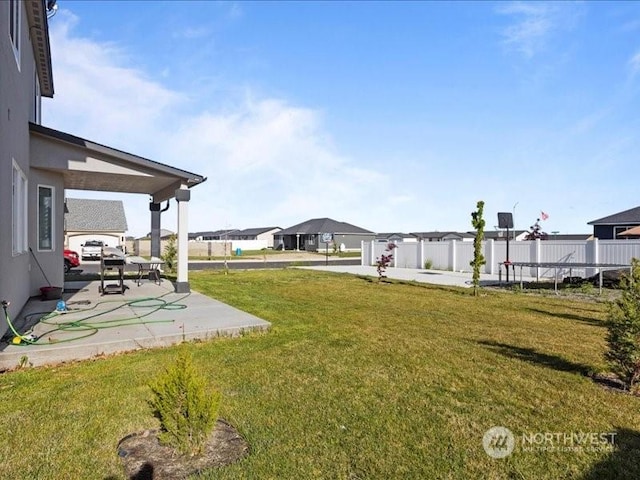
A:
[150,351,221,456]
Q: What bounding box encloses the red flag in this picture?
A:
[540,211,549,221]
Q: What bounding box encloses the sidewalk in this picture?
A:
[301,265,537,288]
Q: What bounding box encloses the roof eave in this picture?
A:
[29,123,207,188]
[25,0,54,97]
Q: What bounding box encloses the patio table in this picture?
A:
[127,256,165,286]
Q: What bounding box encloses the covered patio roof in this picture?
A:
[29,122,206,293]
[29,123,206,202]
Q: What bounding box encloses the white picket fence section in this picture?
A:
[362,239,640,278]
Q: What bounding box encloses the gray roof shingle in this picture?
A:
[234,227,280,236]
[65,198,128,232]
[587,206,640,225]
[277,218,372,235]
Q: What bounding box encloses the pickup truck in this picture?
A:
[81,240,105,260]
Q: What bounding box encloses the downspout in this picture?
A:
[150,200,170,258]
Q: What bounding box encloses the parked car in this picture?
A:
[64,249,81,273]
[81,240,105,260]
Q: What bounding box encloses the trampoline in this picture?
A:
[499,261,632,294]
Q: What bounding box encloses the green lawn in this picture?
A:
[1,269,639,479]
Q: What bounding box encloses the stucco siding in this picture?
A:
[0,1,40,333]
[28,168,65,296]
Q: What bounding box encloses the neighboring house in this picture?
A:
[412,231,475,242]
[274,218,374,252]
[375,233,418,243]
[189,229,238,241]
[143,229,175,240]
[228,227,282,248]
[64,198,128,253]
[588,206,640,240]
[0,1,205,336]
[482,230,529,241]
[546,233,592,241]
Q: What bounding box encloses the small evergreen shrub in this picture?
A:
[605,258,640,392]
[162,234,177,274]
[150,351,221,456]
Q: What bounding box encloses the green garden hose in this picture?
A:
[3,293,190,346]
[2,300,37,345]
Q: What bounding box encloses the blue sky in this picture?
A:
[45,1,640,237]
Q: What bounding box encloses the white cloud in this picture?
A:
[173,26,212,40]
[46,11,184,153]
[45,11,386,236]
[496,2,581,59]
[628,50,640,76]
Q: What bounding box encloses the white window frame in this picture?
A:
[614,226,633,240]
[37,184,55,252]
[12,160,28,255]
[8,0,21,70]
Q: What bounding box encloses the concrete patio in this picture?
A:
[0,276,270,371]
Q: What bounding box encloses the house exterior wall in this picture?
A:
[593,225,614,240]
[256,229,280,248]
[1,1,42,331]
[593,224,640,240]
[333,234,374,251]
[28,168,65,295]
[275,233,373,251]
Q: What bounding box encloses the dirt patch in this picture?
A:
[118,419,249,479]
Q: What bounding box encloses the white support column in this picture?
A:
[370,240,375,266]
[175,186,190,293]
[420,240,425,269]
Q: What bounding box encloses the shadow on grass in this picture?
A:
[581,428,640,479]
[104,462,154,480]
[525,307,606,328]
[355,274,472,296]
[478,340,594,376]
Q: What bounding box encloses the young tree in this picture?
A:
[376,242,397,281]
[524,218,548,240]
[605,258,640,392]
[162,234,177,274]
[470,200,486,296]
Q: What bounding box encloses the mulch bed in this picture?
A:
[118,419,249,479]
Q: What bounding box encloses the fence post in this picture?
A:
[420,239,425,269]
[449,240,457,271]
[393,243,398,268]
[534,238,541,278]
[370,240,375,266]
[484,239,494,274]
[586,238,599,277]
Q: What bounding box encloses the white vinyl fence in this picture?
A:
[362,239,640,278]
